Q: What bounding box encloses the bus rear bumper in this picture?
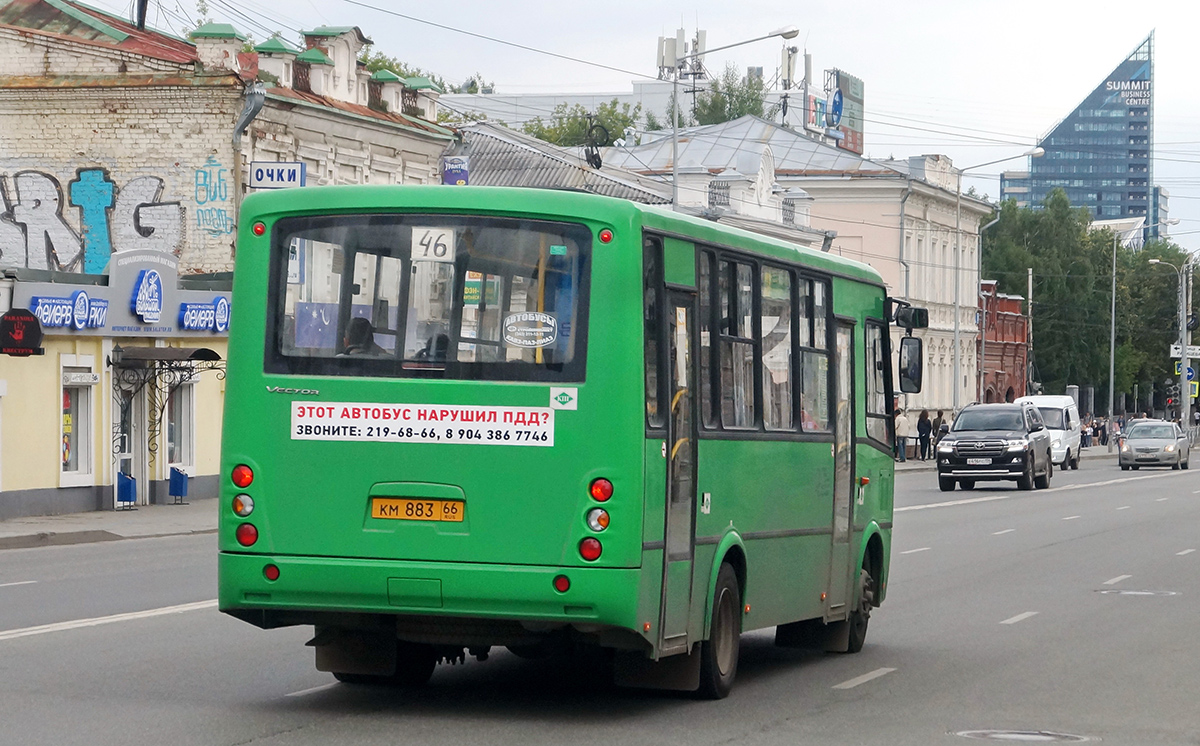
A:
[218,551,644,637]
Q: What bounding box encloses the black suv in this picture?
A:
[935,403,1054,492]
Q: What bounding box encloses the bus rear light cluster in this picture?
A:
[263,564,280,581]
[579,538,602,561]
[552,575,570,593]
[235,523,259,547]
[232,494,254,517]
[586,508,609,532]
[231,464,254,488]
[252,222,266,236]
[589,478,613,502]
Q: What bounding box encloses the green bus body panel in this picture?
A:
[220,185,893,657]
[661,236,695,288]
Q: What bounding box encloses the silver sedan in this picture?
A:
[1119,421,1190,470]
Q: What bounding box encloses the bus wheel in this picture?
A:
[697,563,741,699]
[846,565,875,654]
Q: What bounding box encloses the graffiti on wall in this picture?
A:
[194,156,234,238]
[0,168,186,273]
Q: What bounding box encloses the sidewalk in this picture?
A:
[896,447,1118,473]
[0,499,217,550]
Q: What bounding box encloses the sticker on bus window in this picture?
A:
[411,227,456,263]
[292,402,554,446]
[503,312,557,348]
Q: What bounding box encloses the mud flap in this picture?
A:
[613,644,701,691]
[309,627,397,676]
[773,618,850,652]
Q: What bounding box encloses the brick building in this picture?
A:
[978,280,1028,403]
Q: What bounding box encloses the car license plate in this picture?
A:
[371,498,464,522]
[966,458,991,465]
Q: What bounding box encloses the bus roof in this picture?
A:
[241,185,885,288]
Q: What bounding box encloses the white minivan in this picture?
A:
[1015,395,1082,469]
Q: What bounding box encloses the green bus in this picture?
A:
[219,185,923,698]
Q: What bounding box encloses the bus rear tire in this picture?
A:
[696,563,741,699]
[846,564,874,654]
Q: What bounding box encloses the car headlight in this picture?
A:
[1005,439,1029,451]
[1120,443,1129,452]
[937,443,954,453]
[1165,444,1176,452]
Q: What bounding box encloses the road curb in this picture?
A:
[0,528,217,551]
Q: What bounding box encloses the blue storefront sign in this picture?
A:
[250,161,307,189]
[442,155,469,186]
[179,296,231,333]
[29,290,109,330]
[131,269,164,323]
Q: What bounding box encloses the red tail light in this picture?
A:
[235,523,258,547]
[231,464,254,488]
[553,575,570,593]
[579,538,602,561]
[263,564,280,581]
[252,222,266,236]
[589,478,613,501]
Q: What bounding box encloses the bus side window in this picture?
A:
[799,277,831,432]
[699,250,717,428]
[719,260,756,429]
[865,322,890,444]
[760,265,794,431]
[644,237,665,430]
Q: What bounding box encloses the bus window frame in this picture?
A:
[660,233,835,443]
[864,318,893,451]
[644,236,668,435]
[263,213,593,383]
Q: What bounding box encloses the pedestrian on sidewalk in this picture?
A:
[917,410,932,460]
[931,410,945,444]
[895,409,911,462]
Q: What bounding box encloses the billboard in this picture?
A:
[834,70,864,154]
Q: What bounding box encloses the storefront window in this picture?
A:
[167,385,193,466]
[60,364,92,482]
[62,387,80,473]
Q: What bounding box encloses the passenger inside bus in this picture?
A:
[415,333,451,361]
[340,317,386,356]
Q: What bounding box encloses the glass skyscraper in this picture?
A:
[1001,34,1165,238]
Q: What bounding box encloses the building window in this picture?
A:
[709,181,730,209]
[60,360,95,487]
[167,384,194,468]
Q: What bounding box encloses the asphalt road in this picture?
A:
[1,461,1197,746]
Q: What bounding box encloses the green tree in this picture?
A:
[521,99,642,147]
[693,63,765,125]
[983,189,1192,412]
[359,50,450,93]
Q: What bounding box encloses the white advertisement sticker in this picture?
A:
[292,402,554,446]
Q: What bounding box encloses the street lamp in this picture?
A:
[955,147,1043,412]
[1149,253,1192,426]
[671,26,800,208]
[1108,218,1179,450]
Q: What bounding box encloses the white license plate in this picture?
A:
[966,458,991,465]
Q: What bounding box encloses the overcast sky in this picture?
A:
[102,0,1200,249]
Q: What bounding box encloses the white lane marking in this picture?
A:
[1000,611,1039,625]
[993,529,1015,535]
[900,547,931,554]
[832,667,896,690]
[0,600,216,642]
[1193,489,1200,494]
[1178,549,1196,556]
[1103,574,1132,585]
[0,581,37,588]
[286,682,340,698]
[1117,506,1131,510]
[897,471,1191,513]
[1063,515,1081,520]
[1157,497,1169,502]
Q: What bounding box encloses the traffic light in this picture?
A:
[1168,398,1176,407]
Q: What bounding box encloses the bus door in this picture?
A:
[659,289,697,655]
[826,321,856,617]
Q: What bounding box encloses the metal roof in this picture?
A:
[0,0,198,64]
[604,115,903,178]
[459,122,671,204]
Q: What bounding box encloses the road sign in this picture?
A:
[1192,381,1198,399]
[1169,344,1200,359]
[249,161,306,189]
[1174,361,1196,380]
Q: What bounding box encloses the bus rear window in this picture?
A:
[267,214,590,381]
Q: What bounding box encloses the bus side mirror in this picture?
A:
[899,336,923,394]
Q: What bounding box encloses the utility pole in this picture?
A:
[1027,267,1033,395]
